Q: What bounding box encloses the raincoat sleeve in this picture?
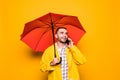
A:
[40,48,55,72]
[69,45,87,65]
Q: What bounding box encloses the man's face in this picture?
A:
[56,28,68,43]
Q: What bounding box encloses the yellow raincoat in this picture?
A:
[40,45,86,80]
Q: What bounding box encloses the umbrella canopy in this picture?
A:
[21,12,86,53]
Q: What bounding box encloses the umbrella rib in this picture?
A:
[55,23,86,33]
[55,23,82,29]
[21,25,50,39]
[53,16,82,29]
[39,20,51,26]
[53,16,83,28]
[53,16,67,24]
[34,27,52,51]
[55,18,86,31]
[53,16,76,24]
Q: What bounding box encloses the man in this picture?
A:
[40,27,86,80]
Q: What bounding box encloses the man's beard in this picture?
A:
[59,40,66,44]
[58,38,66,44]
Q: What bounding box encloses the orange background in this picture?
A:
[0,0,120,80]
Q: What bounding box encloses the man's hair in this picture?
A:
[55,27,67,33]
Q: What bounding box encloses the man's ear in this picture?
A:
[55,34,57,38]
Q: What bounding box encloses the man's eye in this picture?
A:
[60,32,64,34]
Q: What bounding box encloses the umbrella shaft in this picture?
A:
[51,22,56,57]
[50,13,56,58]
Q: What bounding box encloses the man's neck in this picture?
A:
[56,41,66,48]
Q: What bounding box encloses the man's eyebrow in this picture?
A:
[65,32,68,34]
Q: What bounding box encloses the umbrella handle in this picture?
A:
[56,57,62,65]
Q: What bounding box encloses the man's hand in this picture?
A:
[50,58,59,66]
[67,38,74,48]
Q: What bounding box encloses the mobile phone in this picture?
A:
[65,38,70,45]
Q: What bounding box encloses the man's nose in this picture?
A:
[63,34,68,37]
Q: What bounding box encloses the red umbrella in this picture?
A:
[21,12,86,54]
